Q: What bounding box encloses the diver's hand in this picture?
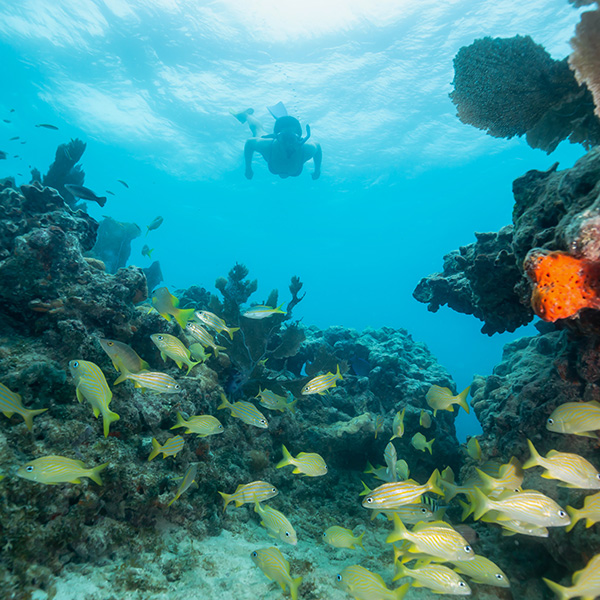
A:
[312,171,320,180]
[245,168,254,180]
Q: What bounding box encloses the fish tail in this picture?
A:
[474,468,496,493]
[394,583,411,600]
[287,399,297,414]
[218,491,232,511]
[425,468,443,496]
[113,363,131,385]
[542,578,571,600]
[355,531,365,550]
[426,438,435,454]
[88,462,109,485]
[217,393,231,411]
[472,487,492,521]
[148,438,162,461]
[392,560,406,581]
[166,495,178,507]
[456,385,471,414]
[364,461,375,474]
[226,327,240,340]
[458,499,473,521]
[564,506,580,532]
[175,308,195,329]
[22,408,48,431]
[276,444,293,469]
[275,302,286,314]
[170,412,186,430]
[103,410,120,438]
[359,480,372,496]
[386,514,408,544]
[289,575,302,600]
[214,344,227,357]
[523,439,542,469]
[335,363,343,381]
[186,360,201,375]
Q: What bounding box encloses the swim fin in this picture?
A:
[267,101,288,119]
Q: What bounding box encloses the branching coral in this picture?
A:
[524,249,600,321]
[42,139,87,207]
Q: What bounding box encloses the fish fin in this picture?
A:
[88,462,108,485]
[167,494,179,507]
[385,514,407,544]
[574,431,598,438]
[426,438,435,454]
[226,327,239,340]
[174,308,194,329]
[335,363,343,381]
[290,576,302,600]
[140,358,150,371]
[522,439,541,470]
[159,312,172,322]
[276,444,293,469]
[148,438,161,461]
[174,359,184,369]
[542,578,570,600]
[355,531,365,550]
[564,506,579,532]
[425,469,443,496]
[585,518,596,528]
[76,388,85,403]
[541,472,556,480]
[2,410,15,418]
[160,351,167,362]
[287,399,297,414]
[113,373,127,385]
[23,408,48,431]
[170,411,186,430]
[217,491,231,511]
[71,479,82,484]
[456,385,471,413]
[217,393,231,411]
[472,487,492,521]
[292,468,302,474]
[359,480,372,496]
[186,360,201,375]
[103,410,120,438]
[234,500,245,507]
[92,406,100,418]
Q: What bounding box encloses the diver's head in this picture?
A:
[274,116,303,148]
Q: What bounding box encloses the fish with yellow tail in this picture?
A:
[167,464,198,507]
[566,490,600,531]
[425,384,471,416]
[170,412,224,437]
[218,393,268,428]
[475,456,523,493]
[411,432,434,454]
[546,400,600,437]
[148,436,185,461]
[451,555,510,588]
[543,554,600,600]
[0,381,47,431]
[185,322,226,357]
[523,438,600,489]
[69,360,119,437]
[194,310,239,340]
[152,287,194,329]
[335,565,410,600]
[242,303,286,319]
[301,364,343,395]
[276,444,327,476]
[384,442,398,482]
[362,470,442,509]
[188,343,211,363]
[218,480,278,511]
[390,407,405,441]
[373,414,384,438]
[419,410,432,428]
[323,526,365,550]
[393,562,471,595]
[99,338,149,373]
[150,333,201,374]
[17,456,107,485]
[254,501,297,545]
[251,547,302,600]
[256,388,297,413]
[387,517,475,562]
[114,369,181,394]
[466,436,482,461]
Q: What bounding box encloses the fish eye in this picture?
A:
[218,425,223,429]
[175,385,181,390]
[251,551,257,557]
[464,545,472,553]
[323,532,327,537]
[366,497,373,503]
[157,335,163,340]
[107,341,114,346]
[260,419,266,424]
[272,488,276,492]
[459,582,466,587]
[336,575,342,582]
[26,465,34,472]
[72,361,79,368]
[558,510,567,518]
[495,574,504,580]
[421,508,428,513]
[547,418,554,425]
[285,531,290,537]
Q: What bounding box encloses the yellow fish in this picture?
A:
[218,393,268,428]
[185,322,226,356]
[546,400,600,437]
[69,360,119,437]
[452,555,510,588]
[411,432,434,454]
[323,526,365,550]
[242,303,286,319]
[254,501,297,545]
[480,513,549,537]
[170,412,224,437]
[276,445,327,476]
[374,414,385,439]
[362,470,442,509]
[194,310,239,340]
[98,338,149,373]
[393,562,470,595]
[0,381,47,431]
[301,364,343,395]
[335,565,409,600]
[475,457,523,493]
[152,287,194,329]
[543,554,600,600]
[419,410,432,428]
[256,388,297,413]
[370,503,434,524]
[150,333,200,374]
[251,547,302,600]
[148,436,185,461]
[384,442,398,482]
[218,480,278,511]
[188,343,211,362]
[466,437,482,461]
[17,455,107,485]
[114,370,181,394]
[566,490,600,531]
[426,384,470,416]
[390,408,405,441]
[167,464,198,507]
[524,439,600,489]
[387,518,475,562]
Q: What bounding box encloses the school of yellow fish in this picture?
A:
[1,287,599,599]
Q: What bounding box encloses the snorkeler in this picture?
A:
[231,103,322,180]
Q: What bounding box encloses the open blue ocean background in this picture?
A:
[0,0,587,440]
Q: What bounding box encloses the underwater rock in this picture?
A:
[143,260,164,294]
[451,35,600,153]
[89,216,142,274]
[41,138,87,208]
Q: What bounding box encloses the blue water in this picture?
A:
[0,0,588,439]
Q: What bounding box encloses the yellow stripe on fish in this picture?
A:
[17,455,107,485]
[218,393,268,428]
[150,333,201,374]
[256,388,297,413]
[386,517,475,562]
[98,338,149,373]
[242,303,286,320]
[185,322,226,356]
[335,565,410,600]
[148,436,185,461]
[218,480,278,511]
[194,310,239,340]
[251,547,302,600]
[170,411,224,437]
[114,370,181,394]
[546,400,600,437]
[543,554,600,600]
[323,526,365,550]
[370,503,435,524]
[276,444,327,477]
[393,562,470,595]
[69,360,119,437]
[167,464,198,507]
[254,501,297,545]
[466,436,482,461]
[362,470,442,509]
[524,439,600,489]
[301,364,343,395]
[452,555,510,588]
[151,287,194,329]
[566,490,600,531]
[0,381,47,431]
[425,384,470,416]
[480,513,549,537]
[475,457,523,492]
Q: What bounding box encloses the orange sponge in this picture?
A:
[524,250,600,322]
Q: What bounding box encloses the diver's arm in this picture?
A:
[312,143,322,180]
[244,139,256,179]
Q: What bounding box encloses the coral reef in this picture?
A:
[89,217,142,274]
[40,139,87,208]
[451,35,600,153]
